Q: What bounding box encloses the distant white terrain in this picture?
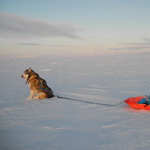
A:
[0,53,150,150]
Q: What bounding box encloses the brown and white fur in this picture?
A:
[22,68,53,99]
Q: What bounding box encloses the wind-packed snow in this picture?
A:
[0,53,150,150]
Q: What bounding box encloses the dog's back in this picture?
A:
[38,77,53,98]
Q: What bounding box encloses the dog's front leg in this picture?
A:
[27,90,36,99]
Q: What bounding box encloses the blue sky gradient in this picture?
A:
[0,0,150,57]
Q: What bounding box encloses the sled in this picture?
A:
[124,96,150,110]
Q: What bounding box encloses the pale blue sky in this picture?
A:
[0,0,150,57]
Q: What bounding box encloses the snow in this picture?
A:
[0,53,150,150]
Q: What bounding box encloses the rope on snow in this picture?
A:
[55,95,124,107]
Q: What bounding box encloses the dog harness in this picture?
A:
[38,79,53,95]
[27,77,53,95]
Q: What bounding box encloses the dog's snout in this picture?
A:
[21,75,23,78]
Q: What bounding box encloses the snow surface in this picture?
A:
[0,53,150,150]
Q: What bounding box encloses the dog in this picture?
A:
[22,68,53,99]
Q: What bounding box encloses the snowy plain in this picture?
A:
[0,53,150,150]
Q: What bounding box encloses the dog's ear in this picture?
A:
[28,67,32,72]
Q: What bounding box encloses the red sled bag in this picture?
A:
[124,96,150,110]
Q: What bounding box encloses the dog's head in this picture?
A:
[21,68,33,81]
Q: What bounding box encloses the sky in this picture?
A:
[0,0,150,57]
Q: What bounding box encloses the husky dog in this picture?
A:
[22,68,53,99]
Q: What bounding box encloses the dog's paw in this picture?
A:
[26,97,32,99]
[33,96,39,99]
